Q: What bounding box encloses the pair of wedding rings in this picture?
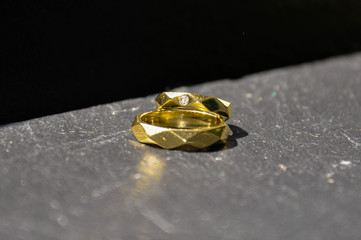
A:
[131,92,232,149]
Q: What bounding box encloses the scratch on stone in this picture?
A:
[68,112,78,119]
[86,131,128,145]
[73,126,91,134]
[142,210,175,233]
[91,182,124,198]
[25,122,35,135]
[342,133,361,148]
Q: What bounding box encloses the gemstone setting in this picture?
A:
[155,92,232,120]
[179,95,189,106]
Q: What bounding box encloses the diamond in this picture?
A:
[179,95,189,106]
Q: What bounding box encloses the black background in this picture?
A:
[2,0,361,124]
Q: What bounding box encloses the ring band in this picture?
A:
[131,92,232,150]
[155,92,232,120]
[131,109,230,149]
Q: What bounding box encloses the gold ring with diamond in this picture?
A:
[131,92,232,150]
[155,92,232,120]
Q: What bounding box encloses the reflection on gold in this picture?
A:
[128,140,166,198]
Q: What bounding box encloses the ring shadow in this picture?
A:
[202,124,248,152]
[176,124,248,152]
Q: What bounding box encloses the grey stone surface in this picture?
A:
[1,53,361,240]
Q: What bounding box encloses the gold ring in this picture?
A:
[155,92,232,120]
[131,92,232,150]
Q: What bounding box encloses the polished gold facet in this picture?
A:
[131,109,230,149]
[155,92,233,120]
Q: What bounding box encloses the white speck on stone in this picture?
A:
[340,160,352,166]
[57,215,69,227]
[179,95,189,106]
[134,173,142,179]
[331,163,338,168]
[326,171,334,178]
[245,93,253,98]
[279,164,287,171]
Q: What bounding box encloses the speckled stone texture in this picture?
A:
[1,53,361,240]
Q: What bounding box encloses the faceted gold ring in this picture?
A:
[131,92,232,150]
[155,92,232,120]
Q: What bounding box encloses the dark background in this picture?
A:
[2,0,361,125]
